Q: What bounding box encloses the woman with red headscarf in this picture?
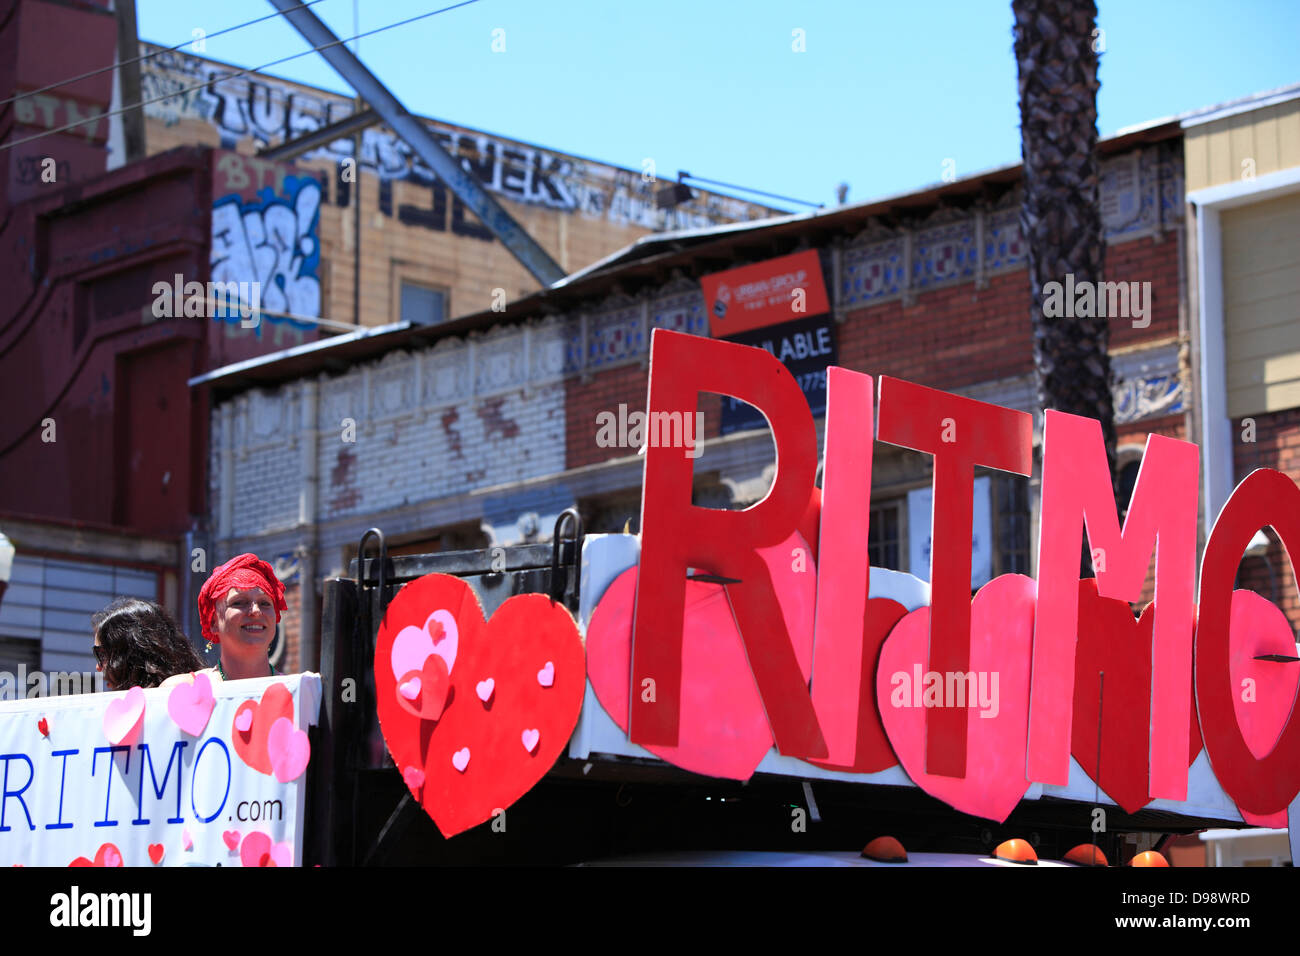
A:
[193,553,288,681]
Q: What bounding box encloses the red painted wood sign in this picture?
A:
[619,329,1300,822]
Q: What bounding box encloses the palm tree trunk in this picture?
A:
[1013,0,1116,573]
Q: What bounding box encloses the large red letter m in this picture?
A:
[1030,411,1199,799]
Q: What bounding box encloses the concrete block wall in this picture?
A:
[213,318,570,537]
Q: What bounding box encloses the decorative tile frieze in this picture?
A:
[911,218,978,291]
[840,235,906,308]
[983,207,1027,274]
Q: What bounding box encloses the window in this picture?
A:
[0,635,39,675]
[400,281,447,327]
[995,475,1031,575]
[1117,458,1141,522]
[868,501,903,570]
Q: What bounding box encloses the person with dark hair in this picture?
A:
[91,598,207,691]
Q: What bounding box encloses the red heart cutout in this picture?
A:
[395,653,451,721]
[375,573,585,837]
[1071,579,1202,815]
[37,717,48,737]
[586,532,817,780]
[231,683,294,775]
[876,574,1036,822]
[148,843,164,865]
[70,842,123,868]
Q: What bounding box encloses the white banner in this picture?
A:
[0,674,320,867]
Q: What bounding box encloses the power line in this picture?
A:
[679,172,822,209]
[0,0,483,153]
[0,0,333,109]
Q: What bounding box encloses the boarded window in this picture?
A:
[400,282,447,327]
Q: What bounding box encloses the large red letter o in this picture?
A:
[1196,468,1300,815]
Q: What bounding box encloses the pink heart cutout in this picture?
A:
[521,728,540,753]
[167,672,215,737]
[537,661,555,687]
[267,717,311,783]
[402,766,425,789]
[101,845,123,868]
[587,532,817,780]
[234,709,253,733]
[876,574,1036,823]
[476,678,495,702]
[269,842,293,868]
[398,676,422,701]
[223,830,241,851]
[451,747,470,772]
[102,687,145,746]
[182,828,194,851]
[390,609,459,680]
[240,832,272,867]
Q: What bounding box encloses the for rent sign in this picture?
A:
[0,674,320,866]
[702,252,837,434]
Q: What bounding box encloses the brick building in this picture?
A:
[137,44,778,337]
[200,114,1207,673]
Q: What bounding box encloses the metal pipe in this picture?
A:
[266,0,565,286]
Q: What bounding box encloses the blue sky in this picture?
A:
[136,0,1300,211]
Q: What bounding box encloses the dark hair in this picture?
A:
[91,598,206,690]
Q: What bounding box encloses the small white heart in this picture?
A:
[452,747,471,772]
[398,677,422,701]
[521,728,540,753]
[476,678,495,702]
[537,661,555,687]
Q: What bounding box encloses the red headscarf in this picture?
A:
[197,553,287,645]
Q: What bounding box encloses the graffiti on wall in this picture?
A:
[211,152,323,330]
[142,47,772,232]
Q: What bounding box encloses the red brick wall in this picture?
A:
[837,271,1034,389]
[1106,236,1180,349]
[1118,411,1185,448]
[566,364,722,470]
[1232,407,1300,632]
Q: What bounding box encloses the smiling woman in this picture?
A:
[195,553,288,682]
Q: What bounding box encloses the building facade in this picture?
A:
[203,120,1201,673]
[137,44,778,336]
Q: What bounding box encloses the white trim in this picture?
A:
[1198,827,1288,841]
[1178,84,1300,130]
[1186,165,1300,211]
[1189,165,1300,533]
